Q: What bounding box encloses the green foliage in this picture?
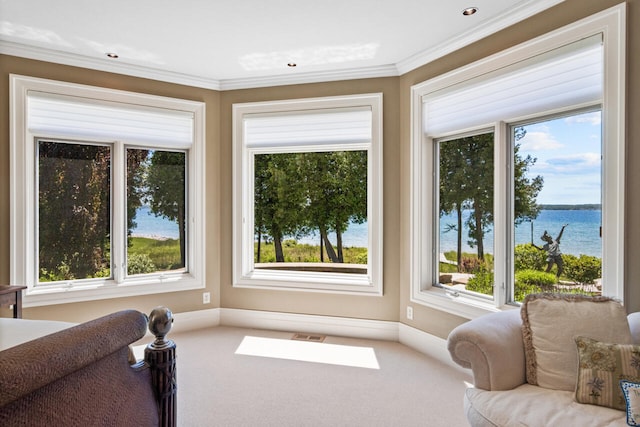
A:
[38,142,111,281]
[466,269,493,296]
[38,143,187,283]
[438,130,543,264]
[255,241,367,265]
[563,254,602,284]
[514,243,547,271]
[515,269,557,288]
[39,260,73,282]
[254,151,367,264]
[128,237,182,271]
[513,270,557,302]
[127,253,157,275]
[145,151,187,268]
[439,263,458,273]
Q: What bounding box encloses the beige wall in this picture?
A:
[1,0,638,339]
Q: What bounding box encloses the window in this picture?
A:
[11,75,206,306]
[410,6,625,317]
[233,94,383,294]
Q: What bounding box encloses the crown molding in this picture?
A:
[218,64,399,91]
[0,40,223,90]
[396,0,566,75]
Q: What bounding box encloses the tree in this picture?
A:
[439,133,493,262]
[439,128,543,264]
[299,151,367,263]
[253,150,368,264]
[254,153,306,262]
[145,151,187,267]
[440,140,475,268]
[38,141,111,280]
[126,149,150,242]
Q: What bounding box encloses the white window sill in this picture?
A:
[22,274,204,307]
[234,268,382,296]
[411,287,516,320]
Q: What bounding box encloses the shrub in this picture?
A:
[563,254,601,284]
[514,283,542,302]
[512,270,553,302]
[514,243,547,271]
[127,253,157,275]
[466,269,493,296]
[515,269,557,288]
[460,256,485,273]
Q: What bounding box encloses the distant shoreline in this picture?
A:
[539,204,601,210]
[130,233,173,241]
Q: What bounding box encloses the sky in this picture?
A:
[518,110,601,205]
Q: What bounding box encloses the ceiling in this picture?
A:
[0,0,564,90]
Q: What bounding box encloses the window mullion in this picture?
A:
[112,142,125,284]
[493,122,509,307]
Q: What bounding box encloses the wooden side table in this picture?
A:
[0,285,28,318]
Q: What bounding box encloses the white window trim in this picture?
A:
[232,93,383,295]
[409,4,625,319]
[10,75,206,307]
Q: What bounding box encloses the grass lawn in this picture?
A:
[255,239,367,264]
[129,236,182,270]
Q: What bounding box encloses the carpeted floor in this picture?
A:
[170,326,472,426]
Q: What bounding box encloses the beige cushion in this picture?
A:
[464,384,626,426]
[575,336,640,410]
[521,293,632,391]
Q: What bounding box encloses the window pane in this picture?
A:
[513,111,602,302]
[438,132,494,298]
[38,141,111,282]
[127,149,186,275]
[254,151,368,274]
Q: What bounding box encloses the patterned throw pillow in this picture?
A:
[575,336,640,411]
[620,380,640,426]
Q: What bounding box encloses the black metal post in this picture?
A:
[145,307,177,427]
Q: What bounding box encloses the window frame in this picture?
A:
[10,75,206,307]
[409,5,625,318]
[232,93,383,295]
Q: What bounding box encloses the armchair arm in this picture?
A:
[447,309,526,391]
[628,312,640,344]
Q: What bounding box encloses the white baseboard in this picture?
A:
[172,308,220,334]
[219,308,399,341]
[398,323,468,374]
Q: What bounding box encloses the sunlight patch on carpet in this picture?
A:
[235,336,380,369]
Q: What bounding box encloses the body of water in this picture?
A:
[133,206,602,258]
[293,222,368,248]
[131,206,179,239]
[440,209,601,258]
[297,209,602,258]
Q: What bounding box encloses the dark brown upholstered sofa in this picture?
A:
[0,309,175,426]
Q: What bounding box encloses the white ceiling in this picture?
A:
[0,0,564,90]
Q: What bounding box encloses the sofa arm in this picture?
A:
[0,310,148,406]
[447,309,526,391]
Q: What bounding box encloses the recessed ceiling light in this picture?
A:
[106,53,119,59]
[462,7,478,16]
[287,63,297,68]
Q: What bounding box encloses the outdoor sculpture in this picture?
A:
[533,223,569,278]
